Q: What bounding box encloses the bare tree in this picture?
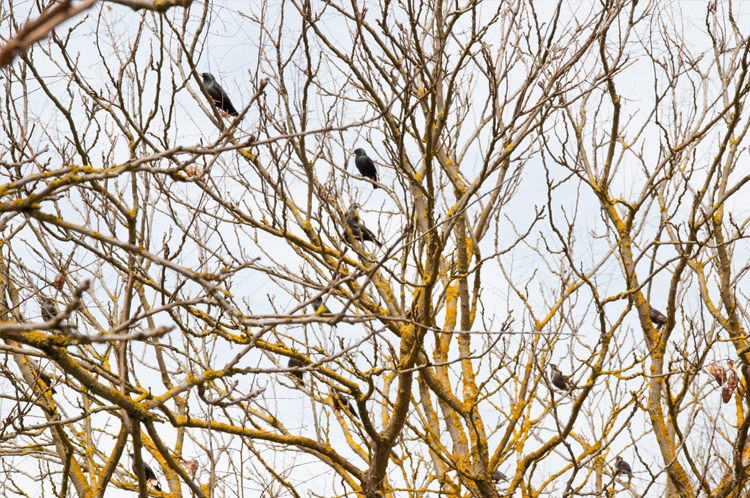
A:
[1,1,750,497]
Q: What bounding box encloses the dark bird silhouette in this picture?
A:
[549,364,575,394]
[37,370,56,394]
[491,470,509,483]
[353,148,379,188]
[332,392,359,419]
[312,297,333,316]
[129,453,162,491]
[346,204,382,247]
[40,296,59,322]
[615,455,633,482]
[201,73,239,117]
[287,357,305,386]
[649,305,667,329]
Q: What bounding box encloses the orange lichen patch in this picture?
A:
[464,237,473,256]
[174,415,363,478]
[443,283,459,330]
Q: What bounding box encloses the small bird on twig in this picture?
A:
[37,370,56,394]
[649,305,667,330]
[491,470,509,483]
[201,72,239,117]
[40,296,59,322]
[614,455,633,482]
[346,204,382,247]
[332,391,359,419]
[312,297,333,317]
[353,148,380,188]
[287,357,305,386]
[549,363,575,394]
[129,453,162,492]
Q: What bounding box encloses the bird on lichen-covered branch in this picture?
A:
[201,72,239,117]
[346,204,382,247]
[353,148,379,188]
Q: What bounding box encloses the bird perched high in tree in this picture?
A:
[491,470,509,483]
[287,357,305,386]
[353,148,379,188]
[346,204,382,247]
[649,305,667,330]
[201,73,239,117]
[40,296,59,322]
[36,370,56,394]
[614,455,633,482]
[332,391,359,419]
[129,453,162,491]
[312,297,333,316]
[549,363,575,394]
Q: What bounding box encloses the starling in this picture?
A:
[353,148,379,188]
[312,297,333,316]
[40,296,59,322]
[649,305,667,329]
[287,357,305,385]
[332,392,359,419]
[346,204,382,247]
[37,370,56,394]
[129,453,162,491]
[614,455,633,482]
[201,73,239,117]
[549,364,575,393]
[491,470,509,483]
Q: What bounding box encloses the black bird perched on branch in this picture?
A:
[649,305,667,330]
[287,357,305,386]
[549,364,575,394]
[346,204,382,247]
[614,455,633,482]
[312,297,333,316]
[37,370,56,394]
[491,470,509,483]
[353,148,379,188]
[332,391,359,419]
[129,453,162,491]
[40,296,59,322]
[201,73,239,117]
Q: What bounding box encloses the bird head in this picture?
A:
[353,148,365,157]
[347,204,360,217]
[615,456,622,465]
[201,73,215,84]
[549,363,558,371]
